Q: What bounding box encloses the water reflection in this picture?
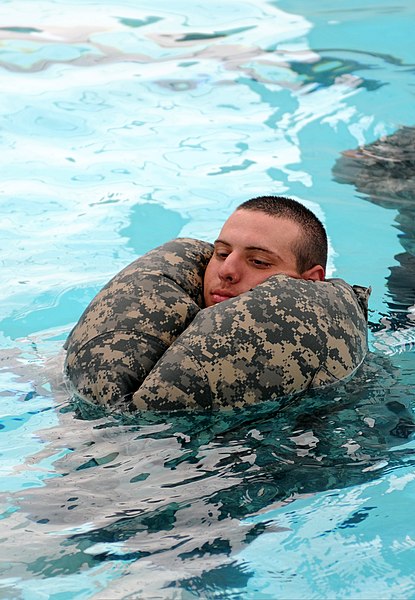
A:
[5,351,412,593]
[119,202,189,255]
[333,126,415,333]
[2,3,415,596]
[289,52,385,92]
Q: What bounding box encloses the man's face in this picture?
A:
[203,209,305,308]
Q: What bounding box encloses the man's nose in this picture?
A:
[218,254,241,283]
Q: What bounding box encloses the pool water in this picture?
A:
[1,0,415,598]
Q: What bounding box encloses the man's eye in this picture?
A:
[215,250,229,259]
[250,259,270,268]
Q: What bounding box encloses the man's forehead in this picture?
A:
[219,209,300,236]
[214,237,278,255]
[215,209,302,255]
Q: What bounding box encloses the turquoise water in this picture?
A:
[1,0,415,598]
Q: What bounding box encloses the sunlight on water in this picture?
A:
[1,0,415,597]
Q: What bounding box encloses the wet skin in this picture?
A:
[203,209,325,308]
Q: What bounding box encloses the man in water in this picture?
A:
[203,195,327,308]
[66,194,337,410]
[130,195,368,411]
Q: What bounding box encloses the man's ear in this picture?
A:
[301,264,325,281]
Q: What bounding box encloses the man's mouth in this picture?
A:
[210,290,235,304]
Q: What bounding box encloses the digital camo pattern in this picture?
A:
[132,275,370,412]
[64,238,213,408]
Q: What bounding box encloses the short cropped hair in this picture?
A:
[237,196,328,272]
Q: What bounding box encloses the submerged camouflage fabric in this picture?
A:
[64,238,213,408]
[132,275,370,411]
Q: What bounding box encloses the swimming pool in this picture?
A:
[1,0,415,597]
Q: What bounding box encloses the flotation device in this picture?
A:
[64,238,213,409]
[64,238,370,412]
